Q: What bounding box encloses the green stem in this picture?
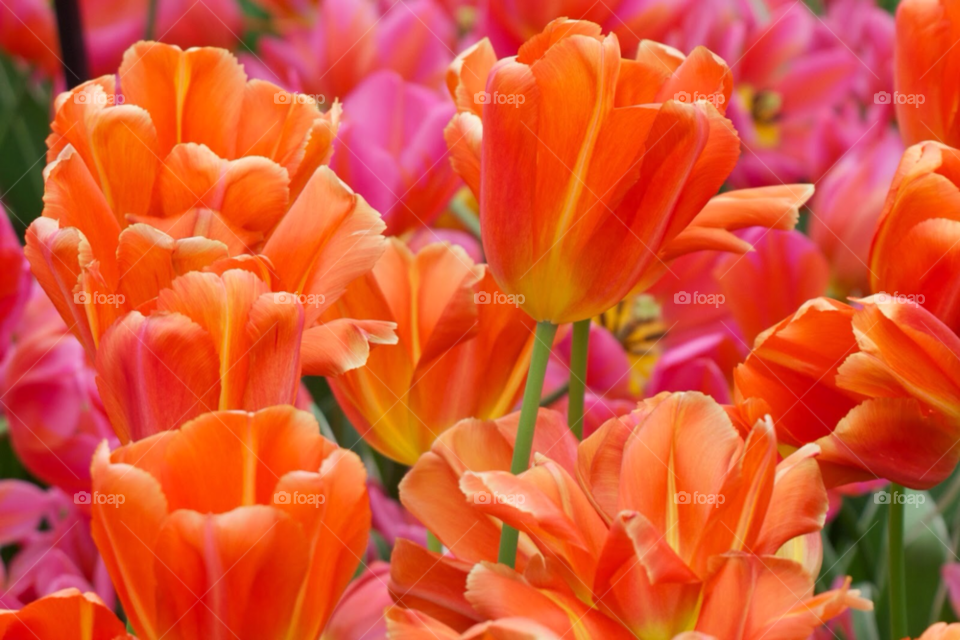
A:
[145,0,159,40]
[449,197,482,240]
[497,321,558,568]
[889,483,908,640]
[427,530,442,553]
[567,319,590,440]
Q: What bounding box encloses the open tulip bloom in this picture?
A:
[2,1,960,639]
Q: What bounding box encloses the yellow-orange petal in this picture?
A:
[119,42,247,158]
[156,142,290,235]
[262,166,386,326]
[42,145,121,286]
[116,224,229,309]
[23,219,96,356]
[89,104,160,222]
[300,318,398,377]
[447,39,497,117]
[275,449,369,638]
[290,103,342,201]
[90,441,168,640]
[444,112,483,199]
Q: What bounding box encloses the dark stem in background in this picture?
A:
[53,0,88,89]
[145,0,159,40]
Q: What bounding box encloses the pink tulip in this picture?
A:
[0,284,117,494]
[244,0,455,100]
[647,334,737,404]
[809,127,904,297]
[408,227,483,263]
[331,71,461,234]
[0,482,114,609]
[324,562,392,640]
[368,482,427,559]
[0,207,30,363]
[728,3,860,186]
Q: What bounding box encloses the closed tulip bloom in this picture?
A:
[327,239,536,464]
[331,71,461,235]
[0,588,132,639]
[93,269,305,443]
[391,392,868,639]
[90,406,369,640]
[895,0,960,146]
[26,42,395,379]
[445,21,811,324]
[869,141,960,334]
[735,295,960,489]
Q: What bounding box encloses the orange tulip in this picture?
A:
[0,588,133,639]
[869,140,960,334]
[390,392,869,639]
[734,295,960,489]
[894,0,960,146]
[445,20,811,324]
[90,406,369,640]
[326,238,536,464]
[26,41,394,378]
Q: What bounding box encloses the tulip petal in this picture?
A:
[90,442,167,640]
[816,397,959,489]
[389,541,482,632]
[89,105,160,220]
[42,145,121,286]
[262,166,386,325]
[300,318,398,377]
[94,311,220,443]
[119,42,246,158]
[153,506,308,639]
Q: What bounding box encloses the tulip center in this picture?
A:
[739,85,783,148]
[596,294,665,395]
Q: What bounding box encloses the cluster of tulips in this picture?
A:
[0,0,960,638]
